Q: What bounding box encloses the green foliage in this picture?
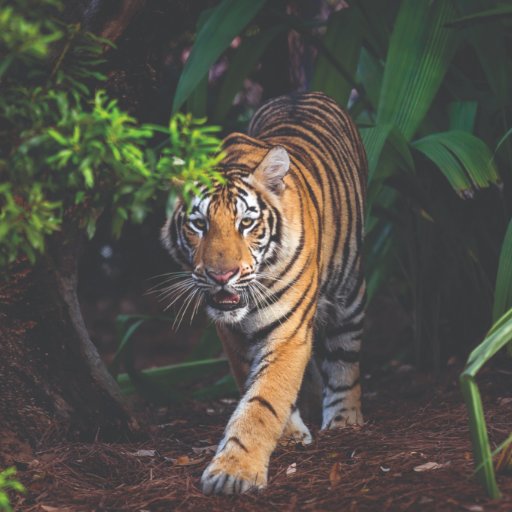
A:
[0,467,25,512]
[0,0,224,267]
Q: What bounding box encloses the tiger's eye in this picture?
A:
[240,218,254,229]
[192,218,206,230]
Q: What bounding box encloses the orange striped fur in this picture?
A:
[162,92,367,494]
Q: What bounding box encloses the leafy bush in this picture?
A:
[0,467,24,512]
[0,0,224,268]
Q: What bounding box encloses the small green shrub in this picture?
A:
[0,467,25,512]
[0,0,224,268]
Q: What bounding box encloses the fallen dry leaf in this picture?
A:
[413,461,450,472]
[132,449,156,458]
[286,462,297,476]
[329,462,342,487]
[191,445,217,455]
[462,505,484,512]
[496,441,512,472]
[174,455,204,466]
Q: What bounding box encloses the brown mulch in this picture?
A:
[12,362,512,512]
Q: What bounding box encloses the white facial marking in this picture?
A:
[188,196,211,236]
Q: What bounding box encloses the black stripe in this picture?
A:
[249,265,312,341]
[246,363,269,389]
[323,347,360,363]
[225,436,248,453]
[326,378,360,394]
[325,398,346,409]
[326,319,364,338]
[248,396,278,419]
[249,256,310,315]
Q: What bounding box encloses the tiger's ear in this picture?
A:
[253,146,290,194]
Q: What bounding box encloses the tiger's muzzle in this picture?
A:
[202,266,250,312]
[206,288,248,311]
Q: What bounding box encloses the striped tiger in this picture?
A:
[161,92,367,494]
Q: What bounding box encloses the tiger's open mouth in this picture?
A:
[207,290,247,311]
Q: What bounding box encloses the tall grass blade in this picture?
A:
[493,220,512,323]
[460,309,512,498]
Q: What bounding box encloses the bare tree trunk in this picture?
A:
[0,223,138,466]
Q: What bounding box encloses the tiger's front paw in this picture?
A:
[200,452,267,495]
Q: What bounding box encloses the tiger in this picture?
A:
[161,91,367,495]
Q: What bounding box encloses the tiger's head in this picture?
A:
[161,140,290,324]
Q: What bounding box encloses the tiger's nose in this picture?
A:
[206,267,239,285]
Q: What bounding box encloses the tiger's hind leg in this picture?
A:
[319,276,365,430]
[280,405,312,446]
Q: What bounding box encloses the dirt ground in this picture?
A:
[10,357,512,512]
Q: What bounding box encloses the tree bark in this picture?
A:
[0,223,138,466]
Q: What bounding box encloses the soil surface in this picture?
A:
[10,359,512,511]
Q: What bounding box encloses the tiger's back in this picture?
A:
[163,92,367,494]
[248,92,366,310]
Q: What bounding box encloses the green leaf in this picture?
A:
[187,324,222,360]
[447,4,512,27]
[117,358,229,399]
[192,373,238,400]
[47,128,68,146]
[456,1,512,109]
[110,317,148,376]
[448,100,477,132]
[360,124,393,182]
[356,47,383,111]
[361,124,413,219]
[493,220,512,322]
[377,0,458,140]
[412,130,500,198]
[213,25,282,122]
[353,0,392,60]
[186,75,208,118]
[311,7,363,108]
[172,0,268,114]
